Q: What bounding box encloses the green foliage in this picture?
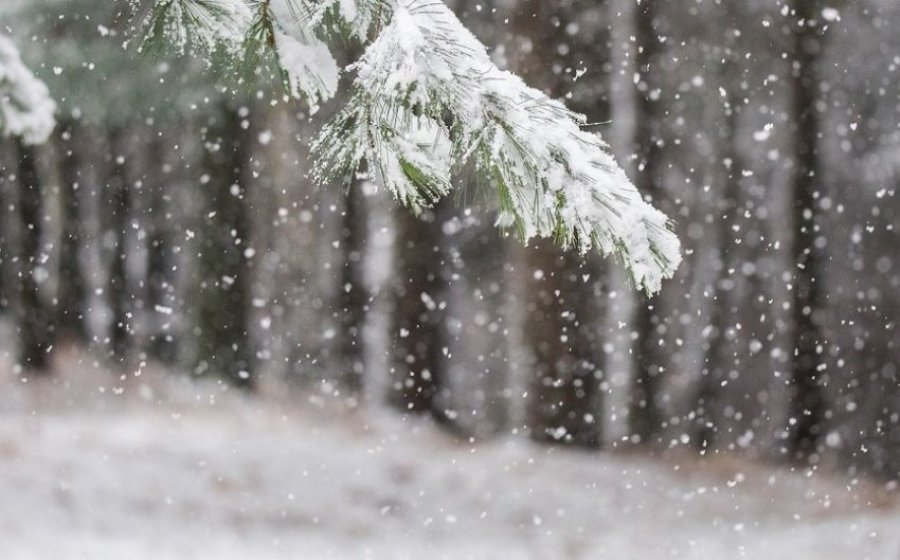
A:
[121,0,682,292]
[0,0,227,127]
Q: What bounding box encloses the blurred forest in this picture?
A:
[0,0,898,483]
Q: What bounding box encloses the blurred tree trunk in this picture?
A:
[628,0,669,444]
[0,145,13,313]
[695,115,743,451]
[336,182,367,393]
[55,122,88,342]
[389,206,446,415]
[441,210,510,437]
[145,138,178,364]
[504,0,608,448]
[12,141,54,372]
[525,243,605,447]
[195,107,254,389]
[694,25,745,452]
[786,0,828,460]
[106,127,134,365]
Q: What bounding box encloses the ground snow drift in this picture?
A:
[0,352,898,559]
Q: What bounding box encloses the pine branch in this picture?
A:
[129,0,683,293]
[0,33,56,144]
[316,0,681,292]
[135,0,251,55]
[313,93,452,212]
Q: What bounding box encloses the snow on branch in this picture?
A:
[136,0,252,54]
[131,0,682,293]
[0,34,56,145]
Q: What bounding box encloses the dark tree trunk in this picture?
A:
[0,145,13,313]
[695,120,742,451]
[389,207,445,415]
[55,123,89,342]
[786,0,828,461]
[525,242,605,448]
[13,140,54,372]
[145,139,178,364]
[195,108,255,389]
[106,128,133,365]
[693,28,745,452]
[628,0,670,445]
[336,182,367,392]
[503,0,610,448]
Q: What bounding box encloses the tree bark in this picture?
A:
[0,144,13,313]
[693,23,745,452]
[336,181,368,392]
[628,0,670,445]
[786,0,828,460]
[106,128,133,365]
[55,122,89,342]
[195,108,255,389]
[145,138,179,364]
[13,140,54,372]
[389,206,446,415]
[503,0,610,448]
[524,241,604,448]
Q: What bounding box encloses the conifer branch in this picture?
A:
[0,33,56,144]
[128,0,682,293]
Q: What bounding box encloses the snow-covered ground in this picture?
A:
[0,348,898,560]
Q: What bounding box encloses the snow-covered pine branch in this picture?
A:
[0,34,56,145]
[130,0,682,293]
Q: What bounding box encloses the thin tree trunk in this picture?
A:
[786,0,828,460]
[145,138,178,364]
[628,0,670,444]
[693,26,745,451]
[55,122,89,342]
[389,206,445,415]
[13,140,53,372]
[336,182,368,393]
[525,242,605,448]
[195,107,255,389]
[0,144,13,313]
[695,109,742,452]
[106,128,133,365]
[503,0,609,448]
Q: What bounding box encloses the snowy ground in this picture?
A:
[1,348,899,559]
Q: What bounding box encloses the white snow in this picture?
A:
[0,33,56,144]
[327,0,682,293]
[131,0,683,293]
[821,8,841,23]
[269,0,340,111]
[0,345,898,559]
[273,28,339,112]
